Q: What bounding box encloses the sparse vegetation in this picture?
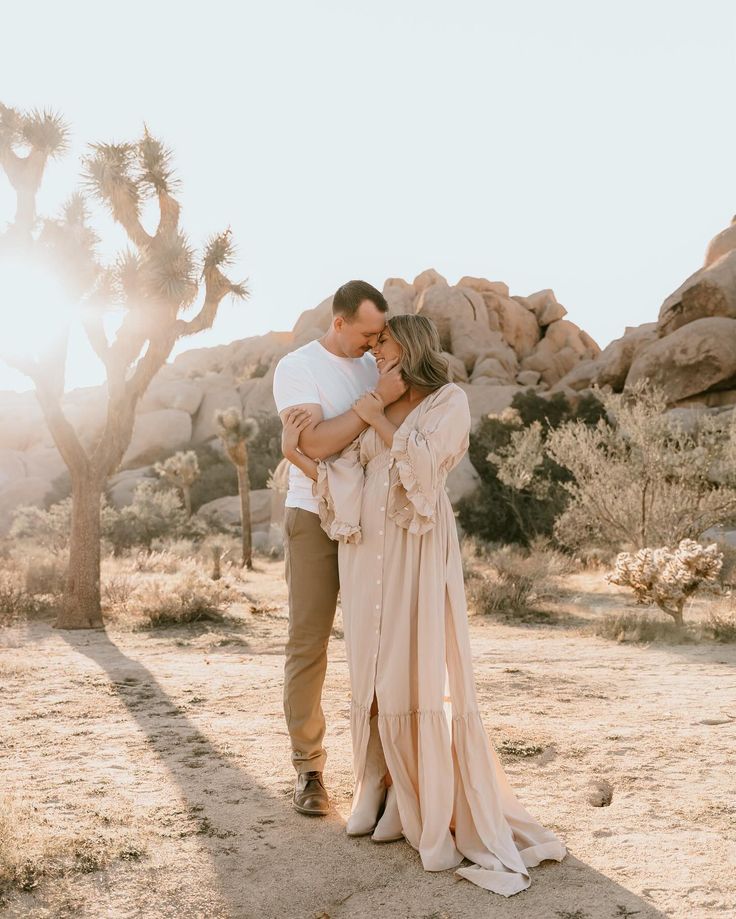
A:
[458,389,606,546]
[0,793,145,905]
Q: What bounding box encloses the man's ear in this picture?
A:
[332,314,343,333]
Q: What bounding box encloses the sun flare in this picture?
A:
[0,250,81,364]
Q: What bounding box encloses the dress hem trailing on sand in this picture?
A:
[314,383,566,897]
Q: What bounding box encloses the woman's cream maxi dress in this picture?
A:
[314,382,566,897]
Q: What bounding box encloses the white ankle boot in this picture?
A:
[346,715,387,837]
[371,783,403,842]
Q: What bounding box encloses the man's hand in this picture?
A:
[352,391,385,426]
[374,358,407,406]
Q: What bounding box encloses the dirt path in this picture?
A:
[1,562,734,918]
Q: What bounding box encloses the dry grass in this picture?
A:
[593,594,736,644]
[0,793,145,907]
[103,565,234,629]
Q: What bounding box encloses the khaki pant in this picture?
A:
[283,506,339,774]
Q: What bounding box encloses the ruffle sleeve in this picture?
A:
[312,438,364,543]
[388,384,471,535]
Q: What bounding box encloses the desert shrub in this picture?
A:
[0,567,57,626]
[189,443,238,511]
[23,555,66,597]
[125,549,184,574]
[466,543,559,620]
[705,597,736,642]
[606,539,723,627]
[114,568,231,629]
[100,575,136,614]
[545,382,736,552]
[458,389,606,546]
[10,500,73,554]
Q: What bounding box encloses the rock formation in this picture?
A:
[0,271,603,530]
[549,215,736,414]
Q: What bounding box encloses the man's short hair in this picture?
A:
[332,280,388,320]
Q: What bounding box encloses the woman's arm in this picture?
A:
[351,392,398,449]
[281,407,319,481]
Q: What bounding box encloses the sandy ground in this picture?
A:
[1,562,735,919]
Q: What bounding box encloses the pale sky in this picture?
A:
[1,0,734,393]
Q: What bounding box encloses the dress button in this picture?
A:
[380,506,385,512]
[379,530,384,536]
[376,579,381,585]
[375,603,380,609]
[377,554,382,560]
[383,481,388,486]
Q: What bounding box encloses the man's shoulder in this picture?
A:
[275,341,318,373]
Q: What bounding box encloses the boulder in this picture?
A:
[383,283,416,317]
[593,323,659,391]
[704,217,736,268]
[241,368,278,418]
[457,277,510,299]
[658,248,736,336]
[292,296,333,342]
[123,409,192,466]
[516,370,541,386]
[445,452,480,503]
[518,289,568,327]
[416,283,478,352]
[482,292,541,358]
[470,356,516,385]
[458,383,525,429]
[139,379,204,415]
[448,289,497,371]
[625,317,736,403]
[413,268,448,293]
[107,466,156,508]
[191,388,241,443]
[196,488,272,530]
[550,358,600,393]
[441,352,469,383]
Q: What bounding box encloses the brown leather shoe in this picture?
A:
[293,770,329,816]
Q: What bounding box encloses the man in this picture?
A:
[273,280,406,816]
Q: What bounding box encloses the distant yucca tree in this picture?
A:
[0,103,247,629]
[154,450,200,516]
[215,407,258,569]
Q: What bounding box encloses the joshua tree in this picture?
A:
[215,407,258,569]
[0,103,247,628]
[154,450,200,516]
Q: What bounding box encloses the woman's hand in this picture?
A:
[281,407,312,459]
[352,391,385,425]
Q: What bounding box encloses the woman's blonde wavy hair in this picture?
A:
[385,314,450,392]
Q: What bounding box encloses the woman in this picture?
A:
[281,314,566,897]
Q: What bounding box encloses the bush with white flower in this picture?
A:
[606,538,724,627]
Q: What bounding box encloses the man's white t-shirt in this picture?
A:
[273,339,379,514]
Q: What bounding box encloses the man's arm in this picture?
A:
[289,360,407,460]
[279,403,367,462]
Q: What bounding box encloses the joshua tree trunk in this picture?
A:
[182,486,192,517]
[56,477,104,629]
[237,462,253,570]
